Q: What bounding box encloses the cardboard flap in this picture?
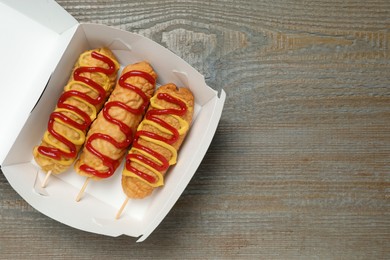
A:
[0,0,78,164]
[0,0,77,33]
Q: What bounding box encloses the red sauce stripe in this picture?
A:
[79,70,155,178]
[38,51,116,161]
[125,92,187,184]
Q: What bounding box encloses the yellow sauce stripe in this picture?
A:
[72,96,97,120]
[138,116,188,136]
[149,94,189,135]
[57,156,75,166]
[61,83,98,120]
[65,78,109,100]
[79,50,120,72]
[130,147,164,166]
[88,72,111,91]
[122,167,163,187]
[139,135,177,165]
[124,158,164,187]
[138,120,170,135]
[34,146,74,166]
[150,94,188,111]
[43,118,85,147]
[54,108,89,125]
[98,73,112,91]
[53,117,85,145]
[176,116,189,135]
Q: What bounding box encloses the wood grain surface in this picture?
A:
[1,0,389,259]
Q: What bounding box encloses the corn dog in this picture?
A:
[33,48,119,181]
[74,61,157,200]
[117,83,194,217]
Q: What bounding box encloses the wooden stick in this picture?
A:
[116,197,130,219]
[75,177,90,202]
[41,170,52,188]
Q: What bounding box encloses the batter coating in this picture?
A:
[33,48,119,174]
[74,61,157,180]
[122,83,194,198]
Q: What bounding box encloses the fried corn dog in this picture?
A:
[33,48,119,185]
[117,83,194,218]
[74,61,157,200]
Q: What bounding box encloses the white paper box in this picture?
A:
[0,0,225,242]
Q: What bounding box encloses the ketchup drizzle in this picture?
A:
[37,51,116,161]
[125,92,187,184]
[79,70,155,179]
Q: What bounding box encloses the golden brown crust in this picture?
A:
[74,61,157,180]
[121,83,194,198]
[33,48,119,174]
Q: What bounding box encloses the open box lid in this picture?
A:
[0,0,78,164]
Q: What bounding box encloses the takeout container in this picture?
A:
[0,0,225,242]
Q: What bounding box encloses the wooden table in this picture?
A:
[1,0,389,258]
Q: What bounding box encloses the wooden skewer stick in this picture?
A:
[116,197,130,220]
[76,177,90,202]
[41,170,52,188]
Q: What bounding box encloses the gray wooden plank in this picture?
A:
[0,0,389,259]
